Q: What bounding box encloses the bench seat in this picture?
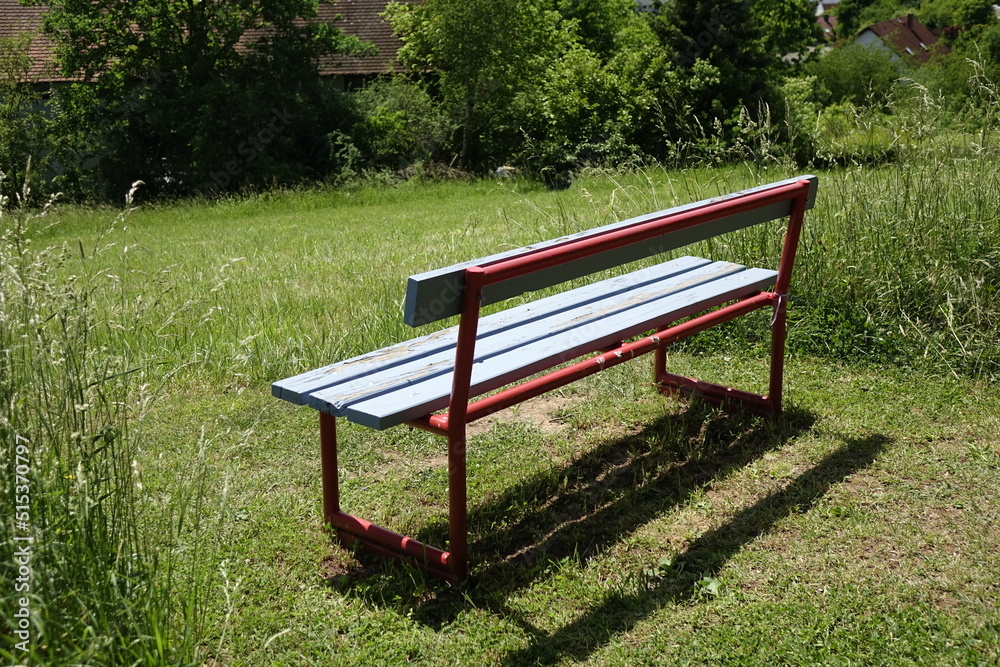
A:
[273,255,777,430]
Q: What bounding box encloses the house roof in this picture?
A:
[817,13,837,38]
[318,0,409,76]
[0,0,409,83]
[0,0,65,81]
[861,13,949,65]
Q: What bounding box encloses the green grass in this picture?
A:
[2,154,999,664]
[135,355,1000,665]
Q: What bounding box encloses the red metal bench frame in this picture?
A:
[318,178,813,581]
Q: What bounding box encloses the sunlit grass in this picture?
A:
[2,96,999,664]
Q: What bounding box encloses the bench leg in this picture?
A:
[767,295,787,413]
[654,345,667,383]
[319,411,461,582]
[652,293,782,415]
[320,412,340,522]
[448,428,469,580]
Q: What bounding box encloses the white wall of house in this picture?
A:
[855,30,884,50]
[855,29,906,66]
[816,0,840,17]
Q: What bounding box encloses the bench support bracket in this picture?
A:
[654,291,786,415]
[321,412,462,582]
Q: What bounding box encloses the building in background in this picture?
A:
[0,0,411,88]
[856,14,950,66]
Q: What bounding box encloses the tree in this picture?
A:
[553,0,637,61]
[806,43,900,106]
[646,0,817,133]
[37,0,368,199]
[386,0,569,169]
[518,15,679,175]
[834,0,919,38]
[920,0,996,30]
[0,33,46,203]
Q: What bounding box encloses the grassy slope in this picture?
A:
[39,167,1000,665]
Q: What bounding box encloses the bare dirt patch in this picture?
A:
[320,554,356,579]
[467,393,580,436]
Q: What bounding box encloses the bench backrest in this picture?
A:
[404,175,818,327]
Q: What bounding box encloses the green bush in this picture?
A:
[807,44,901,108]
[346,78,453,173]
[919,0,995,30]
[806,44,900,106]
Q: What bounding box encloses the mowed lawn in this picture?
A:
[36,167,1000,665]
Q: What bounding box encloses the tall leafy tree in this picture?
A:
[920,0,997,30]
[647,0,816,137]
[834,0,919,38]
[386,0,568,169]
[37,0,368,198]
[553,0,637,61]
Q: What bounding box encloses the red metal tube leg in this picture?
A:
[320,412,340,526]
[443,266,486,580]
[447,432,468,579]
[768,296,787,414]
[654,344,667,383]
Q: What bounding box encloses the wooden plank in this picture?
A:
[297,260,751,416]
[272,255,712,405]
[315,266,778,429]
[403,175,818,326]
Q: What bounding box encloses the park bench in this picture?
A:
[273,175,819,581]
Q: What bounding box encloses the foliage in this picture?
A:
[0,184,215,664]
[776,75,823,164]
[37,0,368,199]
[515,21,671,183]
[24,0,1000,194]
[553,0,638,61]
[919,0,996,30]
[834,0,916,37]
[0,33,46,204]
[845,0,918,37]
[337,77,453,176]
[386,0,569,170]
[977,22,1000,80]
[386,0,819,179]
[645,0,817,148]
[806,43,901,107]
[753,0,825,59]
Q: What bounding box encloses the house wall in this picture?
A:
[855,29,905,66]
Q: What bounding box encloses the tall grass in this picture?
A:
[0,64,997,663]
[0,181,212,665]
[576,73,1000,381]
[781,74,999,379]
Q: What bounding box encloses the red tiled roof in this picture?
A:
[862,13,950,65]
[0,0,65,81]
[319,0,412,76]
[0,0,412,83]
[817,13,837,38]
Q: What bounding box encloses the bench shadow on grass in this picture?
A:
[493,431,891,666]
[454,403,815,589]
[326,401,860,628]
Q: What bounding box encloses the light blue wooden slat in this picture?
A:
[317,266,778,429]
[403,175,818,327]
[272,255,712,405]
[296,260,750,416]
